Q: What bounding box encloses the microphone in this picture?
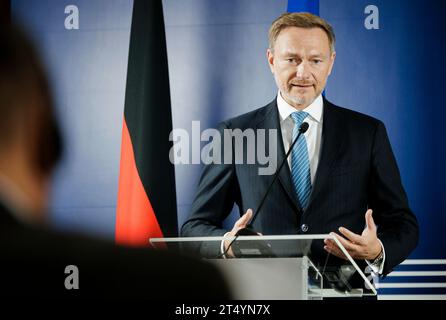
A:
[219,122,309,257]
[235,121,309,236]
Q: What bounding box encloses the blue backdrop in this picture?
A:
[12,0,446,297]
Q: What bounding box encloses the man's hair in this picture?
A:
[0,23,63,175]
[268,12,336,53]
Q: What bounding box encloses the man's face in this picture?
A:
[267,27,336,109]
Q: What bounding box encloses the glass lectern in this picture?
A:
[150,234,377,300]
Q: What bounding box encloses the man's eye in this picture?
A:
[312,59,322,64]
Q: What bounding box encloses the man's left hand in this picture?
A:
[324,209,382,260]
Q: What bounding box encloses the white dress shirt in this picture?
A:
[276,92,323,183]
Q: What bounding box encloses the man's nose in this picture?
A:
[296,61,310,80]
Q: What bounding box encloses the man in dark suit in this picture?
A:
[182,12,419,277]
[0,23,230,299]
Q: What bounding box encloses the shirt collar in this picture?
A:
[277,91,323,123]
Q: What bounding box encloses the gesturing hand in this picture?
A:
[324,209,382,261]
[223,209,253,258]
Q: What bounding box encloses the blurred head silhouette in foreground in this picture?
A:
[0,21,62,224]
[0,21,230,299]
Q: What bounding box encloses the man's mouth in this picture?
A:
[291,84,313,88]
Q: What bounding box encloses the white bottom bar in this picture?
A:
[401,259,446,265]
[378,295,446,300]
[388,271,446,277]
[377,283,446,288]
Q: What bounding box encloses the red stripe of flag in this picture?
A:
[116,120,163,245]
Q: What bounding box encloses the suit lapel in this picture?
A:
[308,98,345,206]
[255,100,300,213]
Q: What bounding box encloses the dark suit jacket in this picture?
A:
[181,98,419,276]
[0,201,230,299]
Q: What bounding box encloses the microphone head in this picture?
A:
[299,122,309,133]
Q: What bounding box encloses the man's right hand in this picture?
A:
[223,209,253,258]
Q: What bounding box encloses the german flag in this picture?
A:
[116,0,177,246]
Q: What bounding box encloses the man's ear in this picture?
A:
[267,48,275,74]
[327,51,336,76]
[27,91,63,177]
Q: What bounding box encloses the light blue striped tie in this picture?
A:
[290,111,311,211]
